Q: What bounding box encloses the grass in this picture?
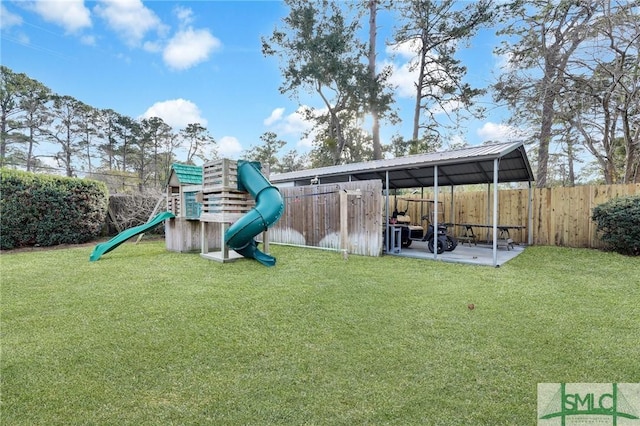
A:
[1,242,639,425]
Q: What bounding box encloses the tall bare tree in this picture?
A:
[0,66,29,167]
[367,0,381,160]
[45,95,87,177]
[19,79,51,172]
[113,114,139,173]
[393,0,493,151]
[495,0,596,187]
[76,103,100,174]
[140,117,173,188]
[565,1,640,183]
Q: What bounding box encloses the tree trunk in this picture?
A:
[622,109,638,183]
[27,127,35,172]
[368,0,382,160]
[566,140,575,187]
[412,36,428,142]
[536,66,557,188]
[0,113,7,167]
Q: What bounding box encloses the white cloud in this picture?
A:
[174,6,194,27]
[446,134,468,150]
[163,27,221,71]
[282,106,316,136]
[386,39,420,59]
[94,0,164,47]
[218,136,243,158]
[0,5,23,30]
[384,59,416,99]
[386,38,459,102]
[494,51,514,72]
[141,99,207,129]
[384,41,420,99]
[477,122,528,142]
[263,106,328,150]
[142,40,162,53]
[30,0,91,33]
[80,34,96,46]
[263,108,285,126]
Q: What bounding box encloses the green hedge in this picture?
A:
[0,169,108,250]
[591,195,640,256]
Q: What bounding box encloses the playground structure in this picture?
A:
[90,159,284,266]
[198,159,283,266]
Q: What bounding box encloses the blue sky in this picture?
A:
[1,0,521,164]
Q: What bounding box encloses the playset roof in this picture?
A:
[169,163,202,186]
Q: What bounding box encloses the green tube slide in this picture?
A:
[89,211,175,262]
[225,160,284,266]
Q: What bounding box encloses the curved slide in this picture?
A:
[89,211,175,262]
[225,160,284,266]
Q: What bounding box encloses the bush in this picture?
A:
[0,169,108,250]
[107,191,165,235]
[591,195,640,256]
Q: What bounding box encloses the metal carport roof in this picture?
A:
[269,141,535,267]
[270,141,534,189]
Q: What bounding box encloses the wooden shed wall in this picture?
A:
[270,180,384,256]
[394,183,640,248]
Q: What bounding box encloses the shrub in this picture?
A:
[591,195,640,256]
[107,191,165,235]
[0,169,108,250]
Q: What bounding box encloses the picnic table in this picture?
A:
[444,223,526,250]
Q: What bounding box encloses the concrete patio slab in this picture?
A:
[388,240,526,267]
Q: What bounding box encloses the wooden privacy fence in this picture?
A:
[270,182,637,256]
[270,180,384,256]
[394,183,640,249]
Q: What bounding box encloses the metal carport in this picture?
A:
[270,141,535,267]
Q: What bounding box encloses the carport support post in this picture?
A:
[528,181,533,245]
[450,186,454,225]
[385,171,390,253]
[492,158,499,267]
[433,165,439,260]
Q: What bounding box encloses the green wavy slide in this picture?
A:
[89,211,175,262]
[224,160,284,267]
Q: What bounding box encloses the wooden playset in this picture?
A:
[164,159,269,263]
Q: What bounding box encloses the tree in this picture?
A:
[563,1,640,184]
[112,114,140,173]
[0,66,29,167]
[495,0,596,187]
[243,131,286,171]
[76,103,100,174]
[44,95,88,177]
[365,0,398,160]
[179,123,217,164]
[262,0,373,165]
[95,109,120,171]
[393,0,493,151]
[278,149,308,173]
[12,75,52,172]
[139,117,173,188]
[367,0,381,159]
[158,131,180,185]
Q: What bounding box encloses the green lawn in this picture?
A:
[2,242,639,425]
